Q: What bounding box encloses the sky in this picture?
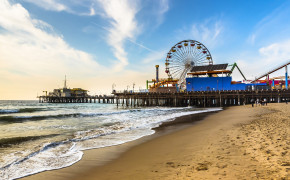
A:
[1,0,290,99]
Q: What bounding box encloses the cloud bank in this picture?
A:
[0,0,101,99]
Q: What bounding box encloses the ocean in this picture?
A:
[0,100,222,179]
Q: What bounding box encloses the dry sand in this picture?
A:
[23,104,289,180]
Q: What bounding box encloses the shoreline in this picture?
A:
[21,104,289,179]
[21,108,221,180]
[75,105,251,180]
[74,104,289,179]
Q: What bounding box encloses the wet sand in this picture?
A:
[23,104,289,180]
[21,111,217,180]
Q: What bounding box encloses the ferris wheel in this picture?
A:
[165,40,213,85]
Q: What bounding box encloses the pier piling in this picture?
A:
[38,90,290,107]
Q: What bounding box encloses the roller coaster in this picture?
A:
[253,60,289,89]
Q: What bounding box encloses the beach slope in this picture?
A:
[72,104,289,179]
[24,104,289,180]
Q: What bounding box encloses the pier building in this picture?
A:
[46,76,88,98]
[38,76,95,103]
[185,63,268,92]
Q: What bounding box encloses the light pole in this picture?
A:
[133,83,135,93]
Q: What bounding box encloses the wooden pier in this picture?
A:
[38,89,290,107]
[113,89,290,107]
[38,95,115,104]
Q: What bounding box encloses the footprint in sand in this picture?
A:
[281,151,287,156]
[280,162,290,166]
[166,162,175,168]
[196,161,212,171]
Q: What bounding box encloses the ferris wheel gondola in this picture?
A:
[165,40,213,87]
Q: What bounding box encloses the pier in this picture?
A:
[39,89,290,107]
[113,89,290,107]
[38,95,115,104]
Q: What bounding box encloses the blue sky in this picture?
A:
[1,0,290,99]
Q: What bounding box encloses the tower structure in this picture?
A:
[155,65,159,84]
[64,75,67,89]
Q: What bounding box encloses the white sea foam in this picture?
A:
[0,104,222,180]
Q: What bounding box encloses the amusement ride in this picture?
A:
[150,40,213,90]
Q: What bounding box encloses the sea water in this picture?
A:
[0,100,222,179]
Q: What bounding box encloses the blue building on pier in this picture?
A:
[186,77,268,92]
[185,64,269,92]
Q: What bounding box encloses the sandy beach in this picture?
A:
[23,103,289,180]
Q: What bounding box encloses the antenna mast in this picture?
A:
[64,75,67,89]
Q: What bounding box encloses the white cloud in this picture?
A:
[247,1,290,45]
[259,41,290,63]
[96,0,140,71]
[159,0,169,15]
[237,2,290,80]
[248,34,256,45]
[153,0,169,26]
[0,0,100,73]
[0,0,173,99]
[22,0,170,71]
[232,40,290,81]
[0,0,157,99]
[23,0,69,12]
[22,0,98,16]
[190,19,224,48]
[89,6,96,16]
[0,0,102,99]
[176,17,224,49]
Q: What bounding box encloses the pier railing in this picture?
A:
[38,95,115,103]
[38,89,290,107]
[112,89,290,107]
